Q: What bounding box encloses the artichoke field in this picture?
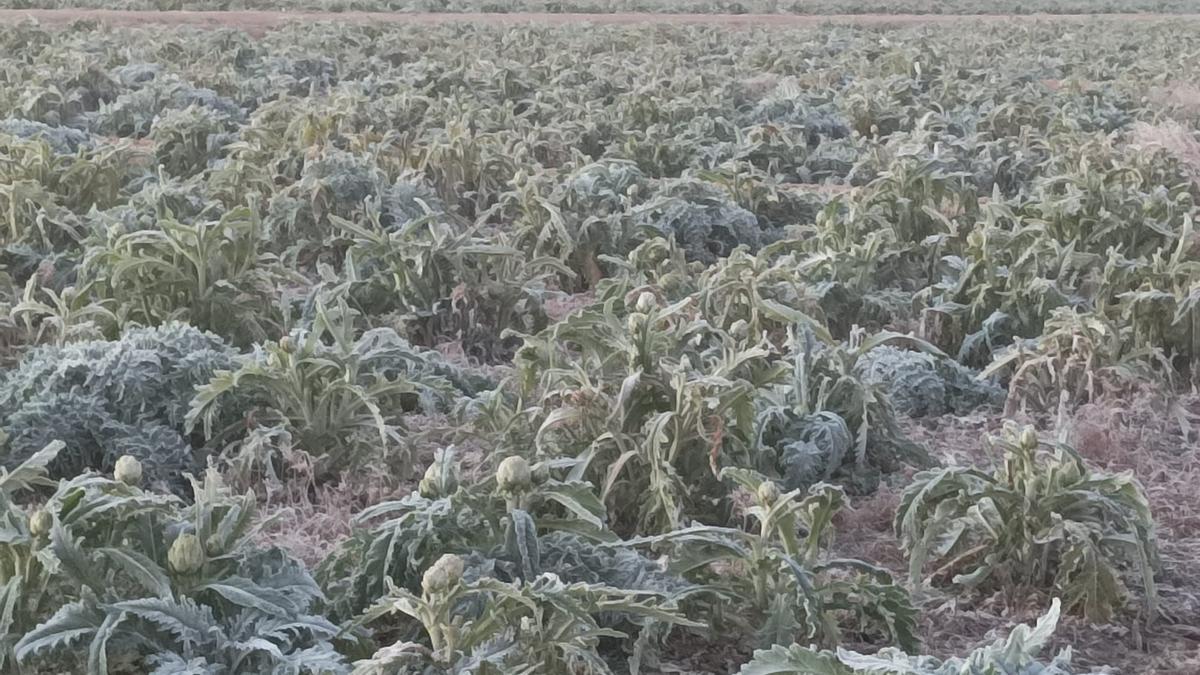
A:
[0,15,1195,675]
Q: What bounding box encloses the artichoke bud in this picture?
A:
[626,313,646,334]
[497,456,532,494]
[419,460,458,499]
[417,474,437,499]
[422,553,464,595]
[29,509,52,538]
[635,291,657,313]
[757,481,781,506]
[205,537,223,557]
[114,455,143,486]
[967,230,985,250]
[168,534,206,575]
[1020,425,1038,451]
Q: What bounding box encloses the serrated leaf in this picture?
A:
[195,577,293,618]
[99,548,172,599]
[0,441,64,496]
[738,643,850,675]
[15,600,104,660]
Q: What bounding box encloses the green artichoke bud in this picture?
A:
[29,509,52,538]
[114,455,143,486]
[418,460,458,499]
[1020,425,1038,451]
[417,472,437,499]
[168,534,206,575]
[967,229,985,250]
[626,312,646,334]
[635,291,657,313]
[497,456,532,493]
[205,538,223,557]
[757,481,781,506]
[422,553,465,595]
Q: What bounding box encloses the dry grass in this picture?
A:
[254,470,398,566]
[1129,119,1200,186]
[661,631,754,675]
[1147,83,1200,117]
[544,290,595,322]
[1069,396,1200,537]
[252,412,473,566]
[833,484,907,570]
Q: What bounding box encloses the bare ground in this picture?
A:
[5,8,1200,35]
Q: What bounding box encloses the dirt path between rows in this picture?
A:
[4,8,1200,35]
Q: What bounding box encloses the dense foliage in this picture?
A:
[0,15,1190,673]
[4,0,1200,14]
[0,323,234,489]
